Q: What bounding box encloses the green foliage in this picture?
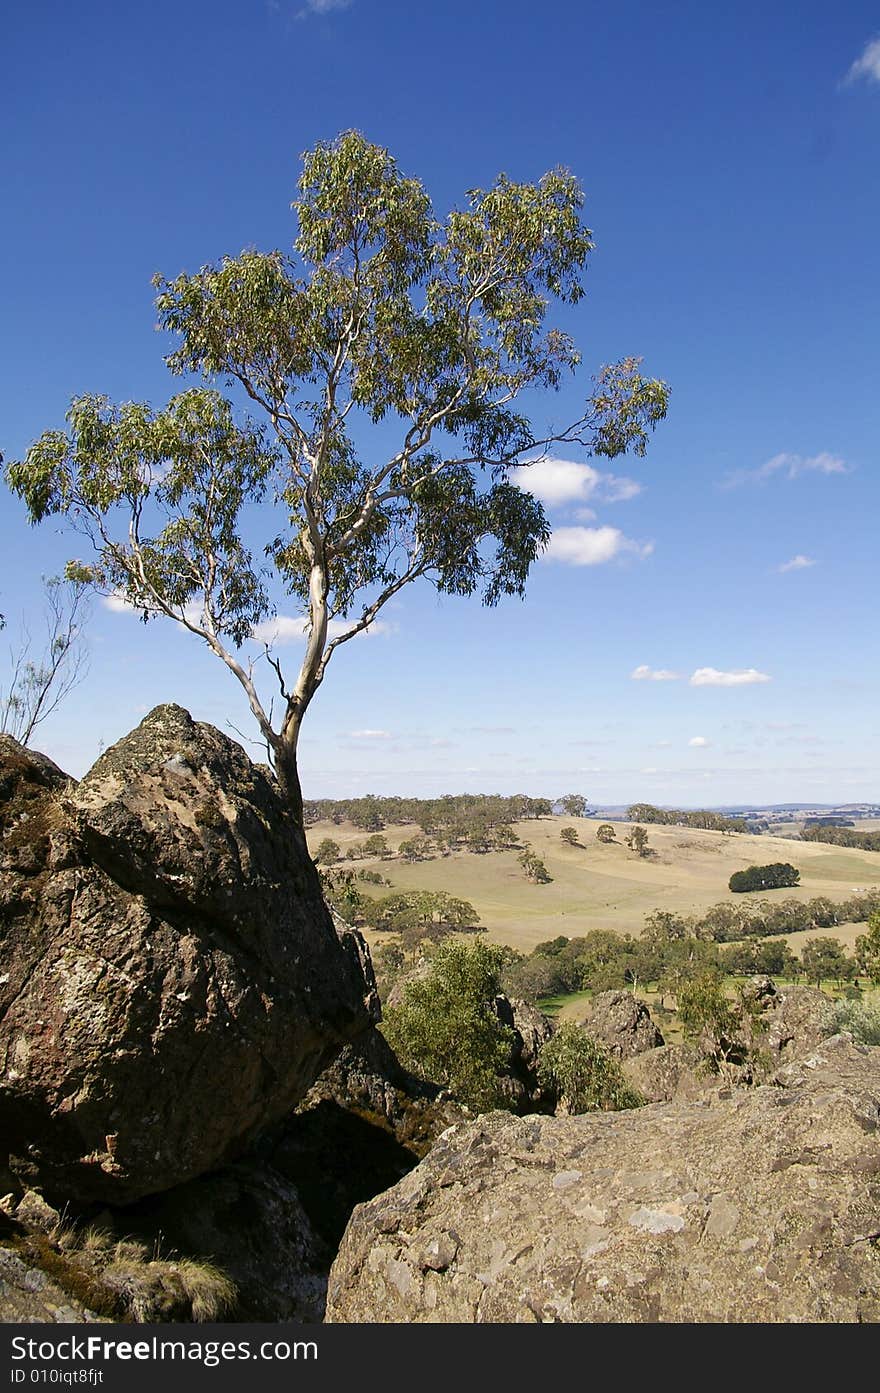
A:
[314,837,341,864]
[854,911,880,985]
[627,803,747,834]
[829,998,880,1045]
[382,940,515,1111]
[537,1021,643,1113]
[8,131,667,819]
[729,862,800,893]
[559,826,580,846]
[596,823,616,844]
[558,794,587,818]
[801,824,880,852]
[801,936,855,987]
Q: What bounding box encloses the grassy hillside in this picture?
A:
[308,816,880,953]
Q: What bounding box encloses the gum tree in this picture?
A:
[7,131,668,826]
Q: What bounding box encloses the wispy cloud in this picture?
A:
[631,664,682,682]
[690,667,771,687]
[349,729,391,740]
[844,35,880,85]
[297,0,353,17]
[510,456,641,508]
[722,452,848,489]
[543,526,653,566]
[252,614,391,645]
[688,735,710,748]
[778,554,816,573]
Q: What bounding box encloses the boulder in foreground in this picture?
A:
[327,1035,880,1323]
[0,707,378,1204]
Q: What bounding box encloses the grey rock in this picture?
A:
[327,1038,880,1323]
[0,707,378,1204]
[582,990,664,1058]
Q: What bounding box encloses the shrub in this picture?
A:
[830,999,880,1045]
[537,1021,643,1113]
[382,940,515,1111]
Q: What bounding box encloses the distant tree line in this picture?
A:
[304,793,555,834]
[801,824,880,852]
[626,803,748,834]
[729,862,800,893]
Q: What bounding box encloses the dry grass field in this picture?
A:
[308,816,880,954]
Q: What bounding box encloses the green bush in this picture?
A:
[830,999,880,1045]
[537,1021,643,1113]
[382,940,515,1112]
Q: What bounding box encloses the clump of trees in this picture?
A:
[801,824,880,852]
[304,792,554,831]
[625,825,650,857]
[801,937,857,988]
[729,863,800,893]
[855,911,880,985]
[627,804,748,834]
[596,823,616,844]
[518,847,553,883]
[382,940,515,1112]
[537,1022,642,1114]
[560,826,581,847]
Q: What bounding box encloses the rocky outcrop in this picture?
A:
[0,708,378,1205]
[326,1036,880,1323]
[621,1043,707,1103]
[582,990,664,1058]
[761,984,837,1060]
[492,996,555,1112]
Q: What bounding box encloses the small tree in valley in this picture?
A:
[625,825,650,857]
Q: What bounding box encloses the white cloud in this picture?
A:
[510,456,641,508]
[102,593,135,613]
[349,729,391,740]
[631,664,682,682]
[778,554,816,573]
[722,452,848,488]
[298,0,352,15]
[845,36,880,84]
[543,526,653,566]
[688,736,710,748]
[690,667,771,687]
[252,614,391,645]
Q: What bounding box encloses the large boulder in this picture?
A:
[326,1036,880,1323]
[0,707,378,1204]
[581,990,664,1058]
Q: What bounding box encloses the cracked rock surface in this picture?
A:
[326,1035,880,1323]
[0,707,378,1204]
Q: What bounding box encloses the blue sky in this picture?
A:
[2,0,878,805]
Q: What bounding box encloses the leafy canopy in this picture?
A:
[382,939,514,1111]
[6,131,668,809]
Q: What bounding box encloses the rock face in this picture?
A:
[492,996,555,1112]
[0,707,378,1204]
[123,1161,330,1322]
[582,990,664,1058]
[326,1036,880,1323]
